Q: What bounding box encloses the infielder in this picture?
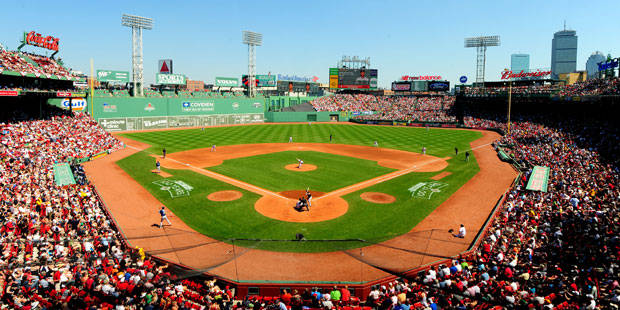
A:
[159,206,171,228]
[289,136,293,143]
[374,140,378,147]
[211,144,216,152]
[422,146,426,155]
[297,158,304,168]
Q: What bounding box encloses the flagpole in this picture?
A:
[90,58,95,117]
[507,81,512,135]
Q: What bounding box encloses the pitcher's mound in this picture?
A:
[208,190,243,202]
[284,163,317,171]
[360,192,396,204]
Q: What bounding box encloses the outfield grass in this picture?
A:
[208,151,395,192]
[116,124,482,252]
[121,123,480,158]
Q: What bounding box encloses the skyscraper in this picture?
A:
[551,29,578,79]
[585,51,606,79]
[511,54,530,73]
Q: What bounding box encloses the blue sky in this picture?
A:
[3,0,618,87]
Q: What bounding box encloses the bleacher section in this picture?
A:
[0,50,80,80]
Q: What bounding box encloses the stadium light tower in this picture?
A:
[465,35,500,85]
[122,14,153,97]
[242,31,262,97]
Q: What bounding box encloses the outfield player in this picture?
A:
[289,136,293,143]
[156,160,161,173]
[159,206,172,228]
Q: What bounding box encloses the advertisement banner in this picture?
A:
[428,81,450,91]
[60,98,87,111]
[0,90,19,96]
[215,77,239,87]
[56,91,87,97]
[23,31,59,51]
[97,70,130,83]
[242,75,276,87]
[392,82,412,91]
[99,118,127,131]
[329,75,338,89]
[156,73,186,85]
[143,117,168,129]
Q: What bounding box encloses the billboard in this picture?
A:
[277,81,319,93]
[215,77,239,87]
[329,68,339,89]
[60,98,87,111]
[242,75,276,87]
[23,31,59,51]
[391,82,412,91]
[158,59,173,74]
[97,70,130,83]
[156,73,186,85]
[428,81,450,91]
[337,68,378,89]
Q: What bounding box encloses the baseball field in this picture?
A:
[110,123,481,252]
[84,122,517,282]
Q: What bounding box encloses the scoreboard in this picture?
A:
[329,68,378,89]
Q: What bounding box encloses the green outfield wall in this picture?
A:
[82,97,265,131]
[264,111,350,122]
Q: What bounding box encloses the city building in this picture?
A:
[585,52,606,79]
[186,79,204,91]
[511,54,530,73]
[550,29,578,79]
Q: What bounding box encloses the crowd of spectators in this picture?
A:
[462,78,620,97]
[0,111,235,309]
[310,95,456,122]
[0,50,76,79]
[557,77,620,96]
[463,85,557,96]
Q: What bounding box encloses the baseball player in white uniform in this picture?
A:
[297,158,304,168]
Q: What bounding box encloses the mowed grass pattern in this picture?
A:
[117,124,483,252]
[121,123,480,158]
[208,151,395,192]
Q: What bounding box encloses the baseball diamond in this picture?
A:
[81,123,517,282]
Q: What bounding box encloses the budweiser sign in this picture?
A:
[401,75,442,81]
[501,70,551,80]
[24,31,59,51]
